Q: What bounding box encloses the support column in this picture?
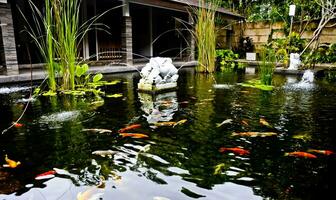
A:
[122,0,133,65]
[188,15,195,61]
[122,17,133,65]
[0,3,19,75]
[149,7,153,57]
[82,0,90,60]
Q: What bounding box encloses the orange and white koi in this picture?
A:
[308,149,334,156]
[219,147,250,156]
[35,170,56,180]
[119,133,149,139]
[232,132,277,137]
[285,151,317,159]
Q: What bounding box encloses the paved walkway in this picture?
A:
[0,61,197,84]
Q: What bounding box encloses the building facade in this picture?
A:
[0,0,242,76]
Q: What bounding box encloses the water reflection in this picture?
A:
[0,70,335,200]
[138,91,178,124]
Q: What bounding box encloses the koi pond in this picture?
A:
[0,68,335,200]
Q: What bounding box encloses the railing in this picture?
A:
[98,48,122,60]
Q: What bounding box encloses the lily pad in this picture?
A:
[106,93,123,98]
[239,79,274,91]
[42,90,57,96]
[104,80,121,85]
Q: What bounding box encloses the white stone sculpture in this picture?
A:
[138,57,179,92]
[288,53,301,70]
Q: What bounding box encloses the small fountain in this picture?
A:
[138,57,179,93]
[285,70,315,90]
[300,70,314,83]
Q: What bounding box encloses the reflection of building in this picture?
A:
[138,91,178,124]
[0,0,242,75]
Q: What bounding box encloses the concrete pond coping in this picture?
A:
[0,61,197,84]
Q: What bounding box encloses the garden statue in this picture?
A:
[288,53,301,70]
[138,57,179,92]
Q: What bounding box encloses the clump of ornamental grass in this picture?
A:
[195,0,219,73]
[21,0,118,93]
[259,48,276,86]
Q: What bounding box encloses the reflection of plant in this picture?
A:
[259,48,276,85]
[216,49,239,71]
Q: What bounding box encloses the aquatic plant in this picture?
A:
[259,48,276,86]
[21,0,117,93]
[19,0,57,91]
[195,0,218,73]
[52,0,79,90]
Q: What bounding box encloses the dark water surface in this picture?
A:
[0,69,335,200]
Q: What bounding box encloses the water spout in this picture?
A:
[300,70,314,84]
[284,70,315,90]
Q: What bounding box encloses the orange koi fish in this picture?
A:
[260,118,272,128]
[13,122,24,128]
[308,149,334,156]
[3,154,21,168]
[35,170,56,180]
[241,120,249,126]
[118,124,141,133]
[119,133,149,139]
[219,147,250,156]
[285,151,317,159]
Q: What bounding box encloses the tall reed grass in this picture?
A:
[195,0,218,73]
[52,0,80,90]
[21,0,115,91]
[259,48,276,85]
[19,0,57,91]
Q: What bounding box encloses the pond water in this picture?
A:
[0,68,335,200]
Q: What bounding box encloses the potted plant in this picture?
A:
[238,37,255,60]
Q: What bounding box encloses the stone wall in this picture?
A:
[232,20,336,53]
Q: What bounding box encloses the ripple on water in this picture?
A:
[38,111,81,128]
[39,111,81,123]
[0,86,32,94]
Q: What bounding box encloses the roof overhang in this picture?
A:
[127,0,244,20]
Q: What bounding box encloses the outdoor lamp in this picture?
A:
[289,5,296,35]
[289,5,296,17]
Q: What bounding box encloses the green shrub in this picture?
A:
[216,49,239,71]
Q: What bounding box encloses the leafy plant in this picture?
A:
[267,32,305,66]
[235,37,254,58]
[216,49,239,71]
[302,43,336,67]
